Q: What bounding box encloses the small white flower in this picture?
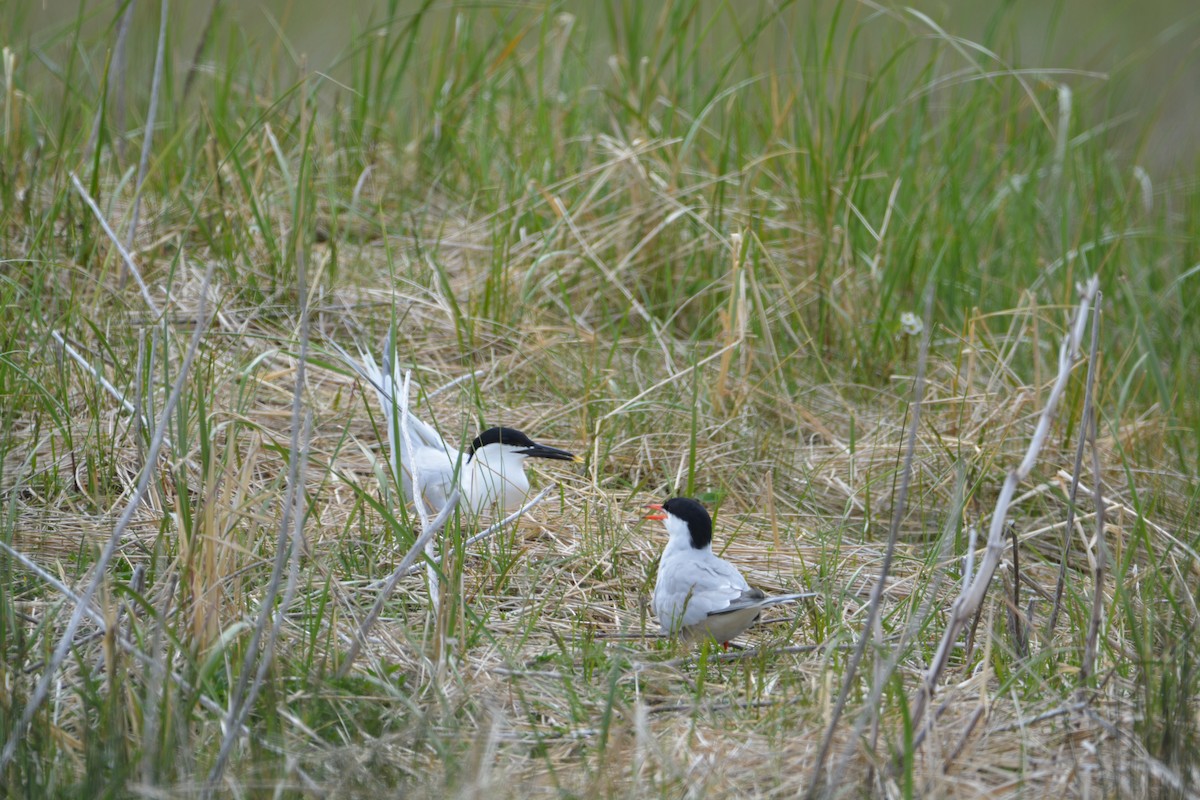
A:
[900,311,923,337]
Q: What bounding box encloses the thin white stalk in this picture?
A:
[0,540,318,789]
[403,485,552,576]
[909,276,1100,739]
[50,328,165,446]
[204,409,312,794]
[1048,292,1103,636]
[206,115,314,789]
[70,173,161,318]
[0,258,214,772]
[1079,295,1107,690]
[807,286,933,797]
[338,486,462,678]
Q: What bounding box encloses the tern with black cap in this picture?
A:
[333,336,581,516]
[646,497,812,646]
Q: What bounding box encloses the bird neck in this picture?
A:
[462,445,530,511]
[664,529,705,557]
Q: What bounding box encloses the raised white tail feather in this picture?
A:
[330,336,456,507]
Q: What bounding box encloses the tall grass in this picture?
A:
[1,1,1198,796]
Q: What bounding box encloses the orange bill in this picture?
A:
[644,502,666,521]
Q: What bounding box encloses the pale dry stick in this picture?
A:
[454,488,554,557]
[1079,297,1107,690]
[70,173,161,318]
[1047,292,1102,637]
[358,487,552,590]
[206,107,315,790]
[133,329,147,471]
[0,540,115,634]
[807,287,933,799]
[0,258,215,773]
[908,276,1100,742]
[50,326,180,463]
[51,329,143,421]
[337,486,462,678]
[123,0,169,259]
[861,470,968,767]
[0,541,321,791]
[140,572,174,787]
[396,487,553,578]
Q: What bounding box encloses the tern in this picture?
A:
[646,497,812,646]
[333,339,580,516]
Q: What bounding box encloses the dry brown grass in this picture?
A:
[6,223,1187,795]
[116,247,1197,794]
[4,4,1199,793]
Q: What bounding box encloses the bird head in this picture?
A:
[467,426,580,464]
[645,497,713,550]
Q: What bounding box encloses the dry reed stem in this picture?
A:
[909,276,1100,742]
[402,486,554,577]
[70,173,161,318]
[338,486,462,678]
[0,540,321,790]
[1048,294,1103,636]
[1079,295,1107,690]
[206,86,315,791]
[809,285,934,798]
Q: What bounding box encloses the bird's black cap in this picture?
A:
[662,497,713,550]
[468,426,537,453]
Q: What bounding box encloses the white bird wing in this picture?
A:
[655,552,752,632]
[330,336,463,510]
[655,550,814,642]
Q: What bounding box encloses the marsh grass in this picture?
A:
[2,1,1199,797]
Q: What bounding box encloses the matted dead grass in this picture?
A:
[5,135,1194,796]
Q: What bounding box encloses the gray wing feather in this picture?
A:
[707,589,814,617]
